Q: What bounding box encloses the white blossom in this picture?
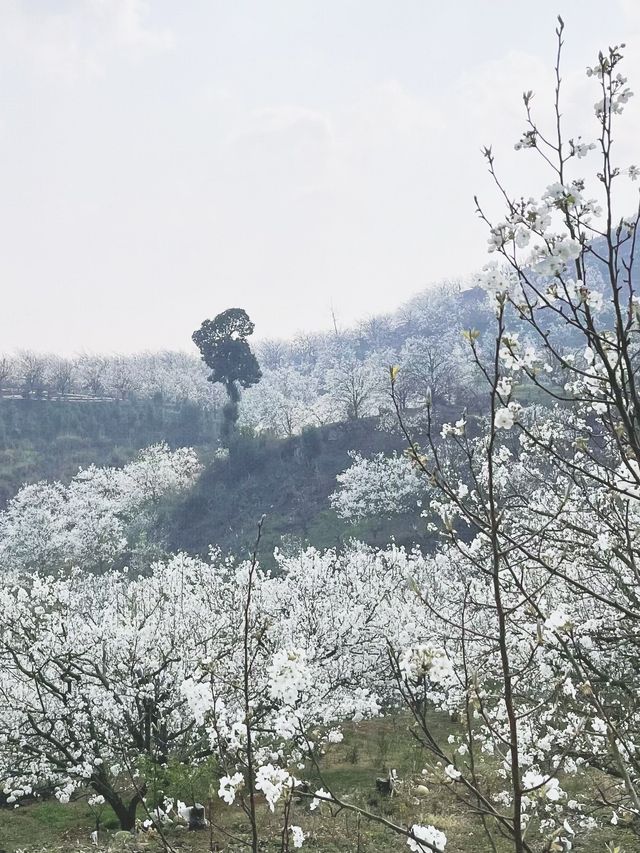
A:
[407,823,447,852]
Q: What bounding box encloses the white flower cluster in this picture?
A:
[330,451,424,521]
[441,417,466,439]
[532,237,582,277]
[407,823,447,852]
[255,765,297,812]
[0,443,201,574]
[476,262,518,291]
[400,644,454,686]
[268,649,313,706]
[499,334,537,373]
[569,139,596,159]
[218,772,244,805]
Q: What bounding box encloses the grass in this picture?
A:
[2,715,640,853]
[0,799,112,850]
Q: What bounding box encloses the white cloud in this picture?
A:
[0,0,173,80]
[102,0,174,53]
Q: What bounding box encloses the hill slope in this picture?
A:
[0,397,219,505]
[156,418,440,565]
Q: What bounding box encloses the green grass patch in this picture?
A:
[2,715,640,852]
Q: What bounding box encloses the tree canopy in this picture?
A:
[192,308,262,401]
[192,308,262,440]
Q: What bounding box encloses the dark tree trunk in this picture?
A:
[107,793,142,831]
[92,777,145,831]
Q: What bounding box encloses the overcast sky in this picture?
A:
[1,1,639,353]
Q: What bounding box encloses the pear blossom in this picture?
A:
[310,789,333,811]
[255,765,296,811]
[289,825,305,847]
[407,823,447,852]
[219,773,244,805]
[494,407,515,430]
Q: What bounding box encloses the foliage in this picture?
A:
[158,420,439,564]
[192,308,262,440]
[0,397,219,508]
[0,556,209,830]
[330,450,425,522]
[0,351,225,409]
[0,443,201,574]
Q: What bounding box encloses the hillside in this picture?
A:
[0,397,219,506]
[0,263,613,555]
[155,416,442,566]
[0,276,562,558]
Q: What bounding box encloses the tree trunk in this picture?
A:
[92,778,144,831]
[108,794,142,831]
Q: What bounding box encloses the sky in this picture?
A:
[1,0,639,353]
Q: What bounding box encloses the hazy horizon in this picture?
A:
[2,0,639,354]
